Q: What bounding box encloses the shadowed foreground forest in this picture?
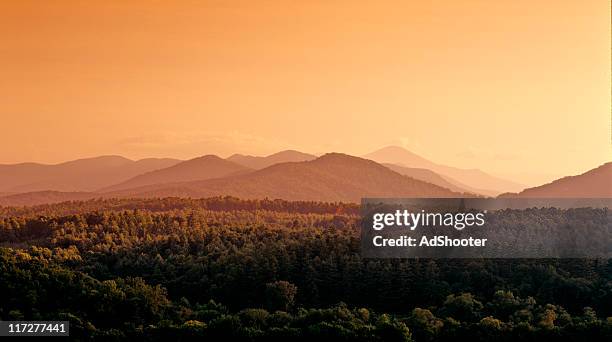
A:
[1,197,611,341]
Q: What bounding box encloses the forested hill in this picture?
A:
[0,196,359,219]
[1,197,611,340]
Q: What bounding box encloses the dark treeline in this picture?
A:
[1,198,611,341]
[0,196,359,219]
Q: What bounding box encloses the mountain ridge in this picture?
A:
[2,154,609,206]
[0,156,181,192]
[227,150,317,169]
[382,163,475,194]
[100,155,251,192]
[499,162,612,198]
[101,153,466,203]
[364,146,525,195]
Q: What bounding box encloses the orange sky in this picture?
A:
[0,0,610,185]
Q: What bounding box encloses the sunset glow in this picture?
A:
[1,0,610,185]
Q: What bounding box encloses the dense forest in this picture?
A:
[1,197,611,341]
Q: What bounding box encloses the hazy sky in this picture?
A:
[1,0,610,185]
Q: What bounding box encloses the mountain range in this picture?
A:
[100,155,250,192]
[0,147,609,206]
[104,153,464,203]
[0,156,180,193]
[227,150,316,169]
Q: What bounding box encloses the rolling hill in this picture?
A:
[0,191,97,207]
[106,153,464,203]
[364,146,524,195]
[499,162,612,198]
[227,150,317,169]
[101,155,252,192]
[0,156,181,192]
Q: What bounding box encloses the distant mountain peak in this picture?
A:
[101,155,250,192]
[364,146,435,167]
[316,152,352,159]
[187,154,225,162]
[270,149,310,156]
[316,152,377,164]
[56,155,133,167]
[227,150,316,169]
[364,146,524,195]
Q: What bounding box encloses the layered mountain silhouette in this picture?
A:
[382,163,473,194]
[0,156,180,192]
[101,155,251,192]
[227,150,316,169]
[0,191,97,207]
[3,148,607,207]
[364,146,524,195]
[103,153,464,203]
[499,162,612,198]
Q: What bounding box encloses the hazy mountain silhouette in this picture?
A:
[499,162,612,198]
[106,153,463,202]
[101,155,251,192]
[227,150,316,169]
[364,146,524,195]
[0,191,97,206]
[382,163,474,194]
[0,156,181,193]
